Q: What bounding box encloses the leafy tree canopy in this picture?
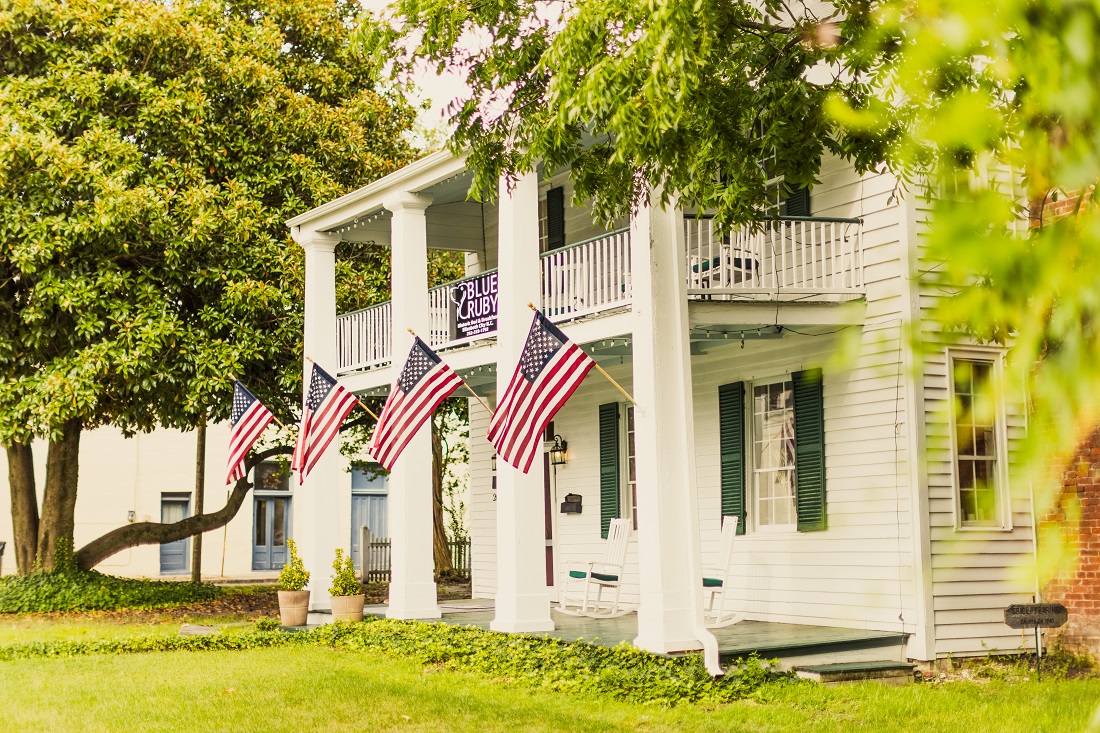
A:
[363,0,886,224]
[0,0,414,444]
[833,0,1100,464]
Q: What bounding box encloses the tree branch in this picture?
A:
[73,445,293,571]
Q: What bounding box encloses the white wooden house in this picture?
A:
[286,149,1038,662]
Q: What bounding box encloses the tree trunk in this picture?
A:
[6,441,39,575]
[74,445,291,571]
[431,421,454,574]
[36,419,81,571]
[191,421,206,583]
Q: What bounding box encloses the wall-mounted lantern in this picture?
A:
[549,435,568,466]
[560,493,582,514]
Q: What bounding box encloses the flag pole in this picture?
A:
[525,302,637,405]
[407,328,494,416]
[305,352,378,416]
[229,374,290,430]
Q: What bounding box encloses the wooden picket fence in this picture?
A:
[358,526,471,584]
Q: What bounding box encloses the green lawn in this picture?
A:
[1,645,1097,733]
[0,615,261,644]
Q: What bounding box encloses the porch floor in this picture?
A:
[363,599,909,669]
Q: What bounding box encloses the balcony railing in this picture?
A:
[335,229,632,373]
[334,216,864,373]
[684,215,863,298]
[337,301,391,374]
[541,228,632,322]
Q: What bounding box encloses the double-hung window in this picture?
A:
[949,352,1009,529]
[719,369,826,534]
[752,379,797,529]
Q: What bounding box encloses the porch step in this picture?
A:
[794,660,916,686]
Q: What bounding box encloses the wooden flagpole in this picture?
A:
[228,374,290,430]
[407,328,494,417]
[303,355,379,421]
[525,302,637,405]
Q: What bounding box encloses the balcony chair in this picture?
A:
[702,516,743,628]
[558,518,632,618]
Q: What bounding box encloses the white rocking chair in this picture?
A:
[703,516,743,628]
[558,518,631,617]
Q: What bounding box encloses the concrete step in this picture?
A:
[794,660,916,686]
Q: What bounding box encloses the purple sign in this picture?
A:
[450,271,498,340]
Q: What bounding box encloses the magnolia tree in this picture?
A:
[0,0,419,574]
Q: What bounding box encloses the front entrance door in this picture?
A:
[159,496,190,574]
[252,496,290,571]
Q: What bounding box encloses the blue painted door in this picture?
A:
[252,497,290,571]
[159,498,190,574]
[350,494,388,571]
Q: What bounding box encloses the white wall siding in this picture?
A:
[910,192,1037,656]
[468,400,498,598]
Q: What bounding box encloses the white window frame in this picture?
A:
[748,375,798,533]
[620,404,637,530]
[947,348,1012,531]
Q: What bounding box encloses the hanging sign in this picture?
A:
[1004,603,1068,630]
[449,271,499,341]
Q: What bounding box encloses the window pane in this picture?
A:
[256,463,289,492]
[273,500,286,547]
[255,500,267,546]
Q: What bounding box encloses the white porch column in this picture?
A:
[630,195,715,653]
[384,191,441,620]
[295,229,343,611]
[491,171,555,633]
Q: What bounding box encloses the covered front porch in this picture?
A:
[360,599,909,671]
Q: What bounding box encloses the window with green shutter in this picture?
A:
[792,368,826,532]
[718,382,747,535]
[599,402,621,539]
[546,186,565,250]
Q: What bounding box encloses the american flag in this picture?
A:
[488,311,594,473]
[226,381,275,484]
[368,337,464,470]
[291,362,358,483]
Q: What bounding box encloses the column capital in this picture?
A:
[383,191,434,213]
[292,229,341,253]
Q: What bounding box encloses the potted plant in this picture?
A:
[329,548,365,622]
[277,538,310,627]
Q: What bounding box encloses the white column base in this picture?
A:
[635,605,705,653]
[387,581,442,620]
[490,593,555,633]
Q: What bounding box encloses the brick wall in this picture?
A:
[1042,427,1100,656]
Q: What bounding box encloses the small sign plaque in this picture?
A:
[449,271,498,341]
[1004,603,1068,630]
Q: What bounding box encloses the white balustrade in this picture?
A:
[336,301,391,372]
[684,216,863,298]
[335,219,861,374]
[540,228,633,321]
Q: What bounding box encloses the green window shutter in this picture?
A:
[599,402,621,539]
[793,368,826,532]
[547,186,565,250]
[718,382,746,535]
[781,185,811,217]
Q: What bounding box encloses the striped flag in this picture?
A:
[226,381,275,484]
[368,337,464,470]
[488,311,594,473]
[292,362,358,484]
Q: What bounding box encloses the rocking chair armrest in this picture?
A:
[588,562,622,575]
[565,561,596,573]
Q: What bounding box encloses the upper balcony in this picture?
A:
[335,214,863,374]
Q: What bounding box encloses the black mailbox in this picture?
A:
[560,493,582,514]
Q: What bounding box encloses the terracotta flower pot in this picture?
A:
[278,590,310,627]
[330,594,366,622]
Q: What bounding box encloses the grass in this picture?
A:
[0,615,262,645]
[0,646,1097,733]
